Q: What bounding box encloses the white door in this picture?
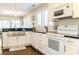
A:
[3,32,8,49]
[17,36,26,47]
[25,32,31,46]
[0,20,2,31]
[8,36,17,48]
[31,32,38,49]
[0,38,2,54]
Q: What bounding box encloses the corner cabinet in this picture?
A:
[31,32,48,54]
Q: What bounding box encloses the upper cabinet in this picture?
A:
[52,3,79,19]
[72,3,79,18]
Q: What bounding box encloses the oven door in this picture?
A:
[47,36,64,55]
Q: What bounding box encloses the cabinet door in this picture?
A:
[25,32,31,46]
[3,32,8,49]
[64,37,78,54]
[0,38,2,54]
[17,36,26,46]
[65,45,77,54]
[72,4,79,18]
[31,32,38,49]
[8,37,17,47]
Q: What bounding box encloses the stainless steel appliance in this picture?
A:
[53,3,72,19]
[47,33,64,55]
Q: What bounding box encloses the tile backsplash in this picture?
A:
[58,18,79,25]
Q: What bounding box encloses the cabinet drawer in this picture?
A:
[65,38,77,46]
[36,40,47,46]
[65,45,77,54]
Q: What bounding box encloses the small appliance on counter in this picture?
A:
[35,26,47,33]
[47,21,58,33]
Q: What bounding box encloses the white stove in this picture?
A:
[46,33,65,55]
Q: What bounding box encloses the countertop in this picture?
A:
[2,28,33,32]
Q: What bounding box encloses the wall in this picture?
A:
[24,3,49,17]
[58,18,79,25]
[22,3,79,29]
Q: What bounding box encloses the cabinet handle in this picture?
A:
[67,41,73,43]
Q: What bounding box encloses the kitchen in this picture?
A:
[0,3,79,55]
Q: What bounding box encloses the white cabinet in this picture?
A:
[31,32,38,49]
[3,32,8,49]
[16,36,26,47]
[64,37,79,55]
[25,32,32,46]
[8,36,17,48]
[72,4,79,18]
[31,32,48,54]
[0,38,2,54]
[3,32,26,49]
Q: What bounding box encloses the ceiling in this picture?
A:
[0,3,42,17]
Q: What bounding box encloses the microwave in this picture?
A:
[53,4,72,19]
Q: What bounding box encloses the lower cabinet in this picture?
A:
[0,38,2,54]
[31,32,39,49]
[8,36,26,48]
[25,32,32,46]
[2,32,8,49]
[8,36,17,47]
[64,37,79,55]
[31,32,48,54]
[16,36,26,47]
